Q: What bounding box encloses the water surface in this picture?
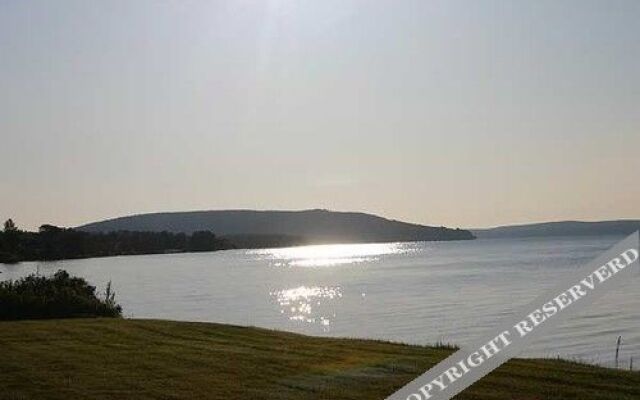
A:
[2,235,637,367]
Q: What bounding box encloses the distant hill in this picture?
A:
[78,209,474,243]
[472,220,640,239]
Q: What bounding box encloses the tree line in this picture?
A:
[0,219,235,263]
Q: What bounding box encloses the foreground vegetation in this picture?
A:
[0,319,638,400]
[0,271,122,320]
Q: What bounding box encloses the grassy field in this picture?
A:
[0,319,638,400]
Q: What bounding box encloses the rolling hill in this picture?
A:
[78,209,474,243]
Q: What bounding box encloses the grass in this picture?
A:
[0,319,638,400]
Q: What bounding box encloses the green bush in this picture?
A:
[0,270,122,320]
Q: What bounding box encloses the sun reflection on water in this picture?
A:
[271,285,342,328]
[262,243,415,329]
[252,242,411,267]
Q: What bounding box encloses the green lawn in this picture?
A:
[0,319,638,400]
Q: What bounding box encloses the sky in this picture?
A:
[1,0,639,231]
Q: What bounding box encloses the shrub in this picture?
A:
[0,270,122,320]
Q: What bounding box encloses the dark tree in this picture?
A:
[0,219,21,263]
[4,219,17,232]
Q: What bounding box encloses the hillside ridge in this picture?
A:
[78,209,475,243]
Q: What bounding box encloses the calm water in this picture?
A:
[2,235,638,367]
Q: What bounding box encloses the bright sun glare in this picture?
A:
[251,242,411,267]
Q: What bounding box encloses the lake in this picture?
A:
[1,235,638,367]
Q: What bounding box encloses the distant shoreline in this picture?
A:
[1,235,476,265]
[472,219,640,239]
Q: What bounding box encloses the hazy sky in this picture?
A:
[1,0,639,231]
